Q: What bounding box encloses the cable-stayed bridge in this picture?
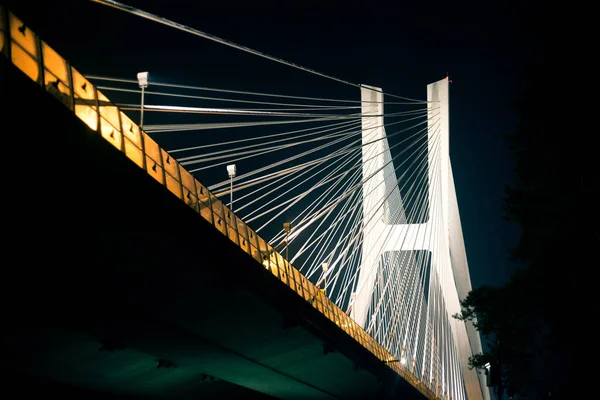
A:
[0,3,489,399]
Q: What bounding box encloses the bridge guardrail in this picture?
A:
[0,6,441,399]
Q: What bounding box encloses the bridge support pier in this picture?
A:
[350,79,489,400]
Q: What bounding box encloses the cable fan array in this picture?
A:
[353,101,469,399]
[84,4,486,399]
[87,78,460,394]
[88,76,429,297]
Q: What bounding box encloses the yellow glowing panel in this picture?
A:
[71,67,94,100]
[146,155,163,184]
[303,285,311,301]
[251,246,262,263]
[100,117,121,150]
[178,165,195,193]
[74,99,98,131]
[165,173,182,199]
[196,183,212,221]
[9,13,36,57]
[279,267,287,284]
[100,105,121,132]
[11,42,38,81]
[351,323,359,339]
[236,218,248,239]
[257,236,267,254]
[346,323,353,337]
[41,41,67,83]
[296,281,304,297]
[212,208,227,236]
[224,207,234,226]
[311,292,319,308]
[161,149,179,178]
[210,194,224,218]
[44,70,71,108]
[120,112,141,148]
[97,91,109,102]
[196,180,209,203]
[224,208,238,238]
[246,228,258,248]
[268,260,278,277]
[199,199,212,223]
[262,255,270,270]
[328,305,335,321]
[0,32,4,53]
[183,188,197,209]
[236,219,248,240]
[314,300,322,313]
[143,133,160,162]
[261,253,270,269]
[318,290,326,305]
[276,253,286,272]
[226,223,239,245]
[239,230,250,253]
[266,245,277,264]
[97,91,121,131]
[125,137,144,168]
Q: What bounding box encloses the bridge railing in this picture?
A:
[0,7,439,399]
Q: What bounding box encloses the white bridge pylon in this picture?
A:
[350,78,489,400]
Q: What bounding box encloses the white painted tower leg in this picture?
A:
[352,79,489,400]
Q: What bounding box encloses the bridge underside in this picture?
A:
[0,57,425,399]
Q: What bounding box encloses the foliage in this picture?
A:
[453,274,546,399]
[455,10,595,397]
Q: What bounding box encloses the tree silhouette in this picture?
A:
[455,4,594,397]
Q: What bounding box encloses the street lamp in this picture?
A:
[347,291,357,314]
[137,71,149,128]
[400,346,407,365]
[321,262,328,294]
[283,222,291,262]
[226,164,236,211]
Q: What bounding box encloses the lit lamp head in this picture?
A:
[226,164,237,178]
[137,71,149,88]
[321,262,328,273]
[400,346,407,365]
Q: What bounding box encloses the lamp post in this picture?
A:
[400,346,407,366]
[347,291,357,314]
[321,262,328,294]
[226,164,236,211]
[283,222,291,262]
[137,71,149,128]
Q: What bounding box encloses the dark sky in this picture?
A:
[6,0,547,289]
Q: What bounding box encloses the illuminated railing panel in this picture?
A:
[0,6,437,399]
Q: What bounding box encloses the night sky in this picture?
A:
[6,0,546,290]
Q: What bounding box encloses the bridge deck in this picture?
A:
[0,6,437,399]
